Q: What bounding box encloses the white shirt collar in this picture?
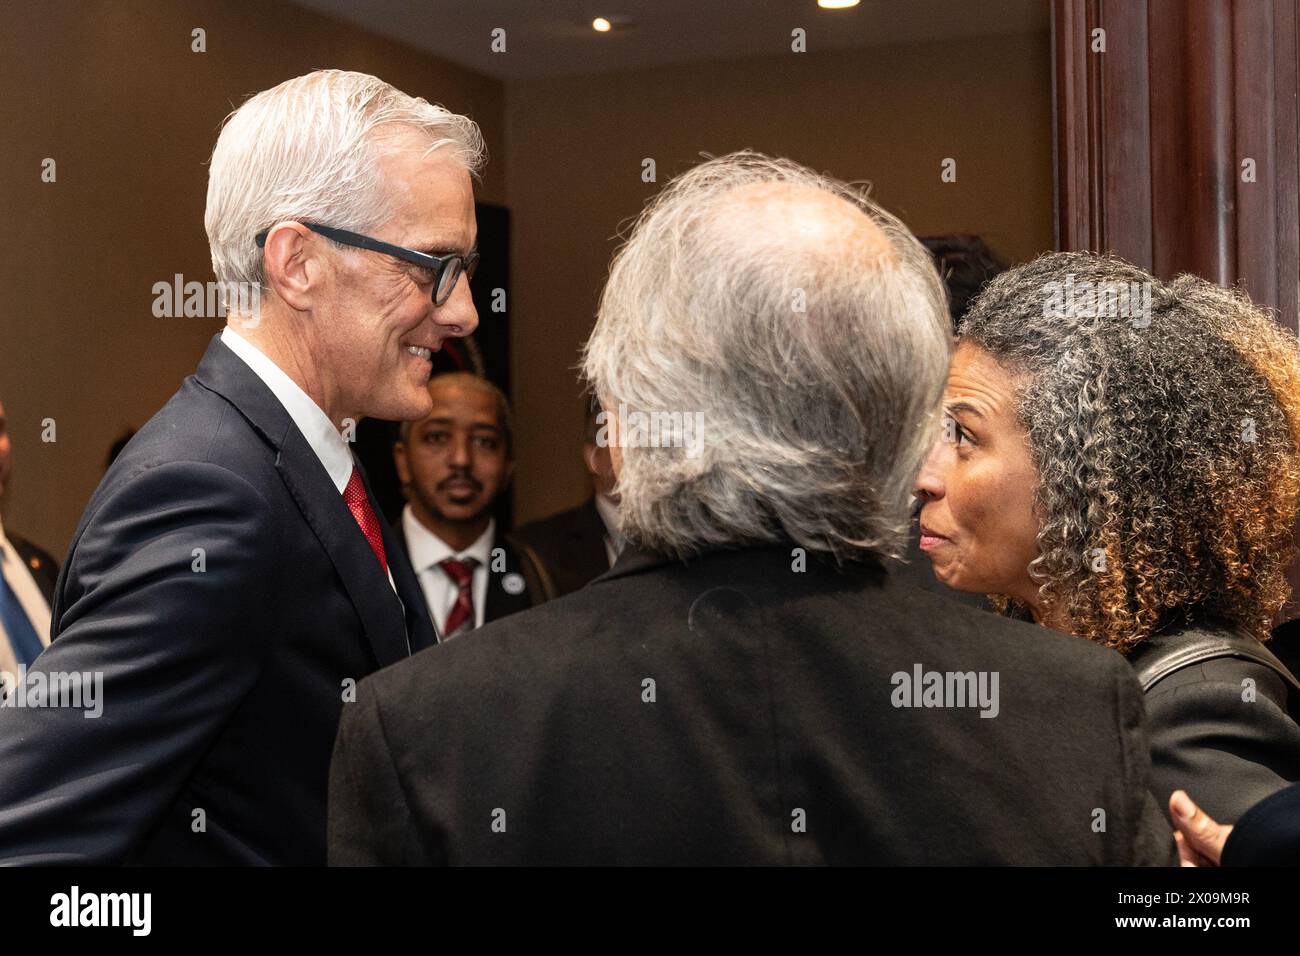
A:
[595,493,624,544]
[401,505,495,573]
[220,327,354,493]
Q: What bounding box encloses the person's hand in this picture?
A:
[1170,790,1232,867]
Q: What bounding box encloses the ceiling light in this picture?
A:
[818,0,861,8]
[592,17,612,32]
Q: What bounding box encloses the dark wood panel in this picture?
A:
[1052,0,1098,251]
[1101,0,1152,269]
[1235,0,1279,314]
[1274,0,1299,334]
[1054,0,1298,330]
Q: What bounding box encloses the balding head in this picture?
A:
[582,151,951,561]
[714,180,896,265]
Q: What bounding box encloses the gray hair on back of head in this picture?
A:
[582,150,951,561]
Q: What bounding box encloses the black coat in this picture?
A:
[329,544,1177,865]
[0,334,435,865]
[512,496,611,598]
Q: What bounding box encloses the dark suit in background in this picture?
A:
[1223,780,1300,865]
[7,532,58,604]
[330,544,1177,865]
[1267,614,1300,688]
[0,335,435,864]
[0,529,59,673]
[512,496,610,598]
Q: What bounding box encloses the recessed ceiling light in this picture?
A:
[592,17,612,32]
[818,0,861,8]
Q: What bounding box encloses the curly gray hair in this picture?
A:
[582,151,951,561]
[962,251,1300,651]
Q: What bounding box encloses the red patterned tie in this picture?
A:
[439,557,477,637]
[343,467,388,573]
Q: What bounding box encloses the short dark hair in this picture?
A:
[398,372,514,459]
[920,234,1005,329]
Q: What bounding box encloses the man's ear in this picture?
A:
[262,223,318,313]
[582,442,600,480]
[393,441,411,486]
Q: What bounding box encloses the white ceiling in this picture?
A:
[285,0,1050,80]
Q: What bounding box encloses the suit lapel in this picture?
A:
[381,507,437,651]
[275,427,412,667]
[483,536,534,623]
[194,334,412,668]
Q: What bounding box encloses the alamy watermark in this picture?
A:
[152,274,261,324]
[50,886,150,936]
[594,403,705,459]
[891,663,999,718]
[1,666,103,718]
[1042,274,1153,328]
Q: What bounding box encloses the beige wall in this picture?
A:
[504,32,1053,525]
[0,6,1050,556]
[0,0,504,558]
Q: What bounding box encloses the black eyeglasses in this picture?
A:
[255,222,479,306]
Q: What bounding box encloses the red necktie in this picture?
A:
[343,467,388,573]
[439,557,477,637]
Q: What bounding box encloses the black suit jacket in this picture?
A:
[0,334,435,865]
[513,497,611,597]
[1223,780,1300,865]
[329,544,1176,865]
[7,532,59,605]
[391,520,546,634]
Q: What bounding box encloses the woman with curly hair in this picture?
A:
[914,251,1300,823]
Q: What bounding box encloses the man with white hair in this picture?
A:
[329,152,1177,865]
[0,70,482,864]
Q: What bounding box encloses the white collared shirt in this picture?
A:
[594,493,624,568]
[0,516,53,676]
[221,327,397,594]
[401,506,494,636]
[220,327,353,493]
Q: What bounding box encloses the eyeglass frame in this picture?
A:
[254,222,479,306]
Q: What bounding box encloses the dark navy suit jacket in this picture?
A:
[512,496,611,598]
[1224,781,1300,865]
[0,334,435,864]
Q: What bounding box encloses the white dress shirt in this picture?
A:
[220,327,353,492]
[594,493,625,567]
[0,516,53,677]
[401,506,494,636]
[220,327,396,593]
